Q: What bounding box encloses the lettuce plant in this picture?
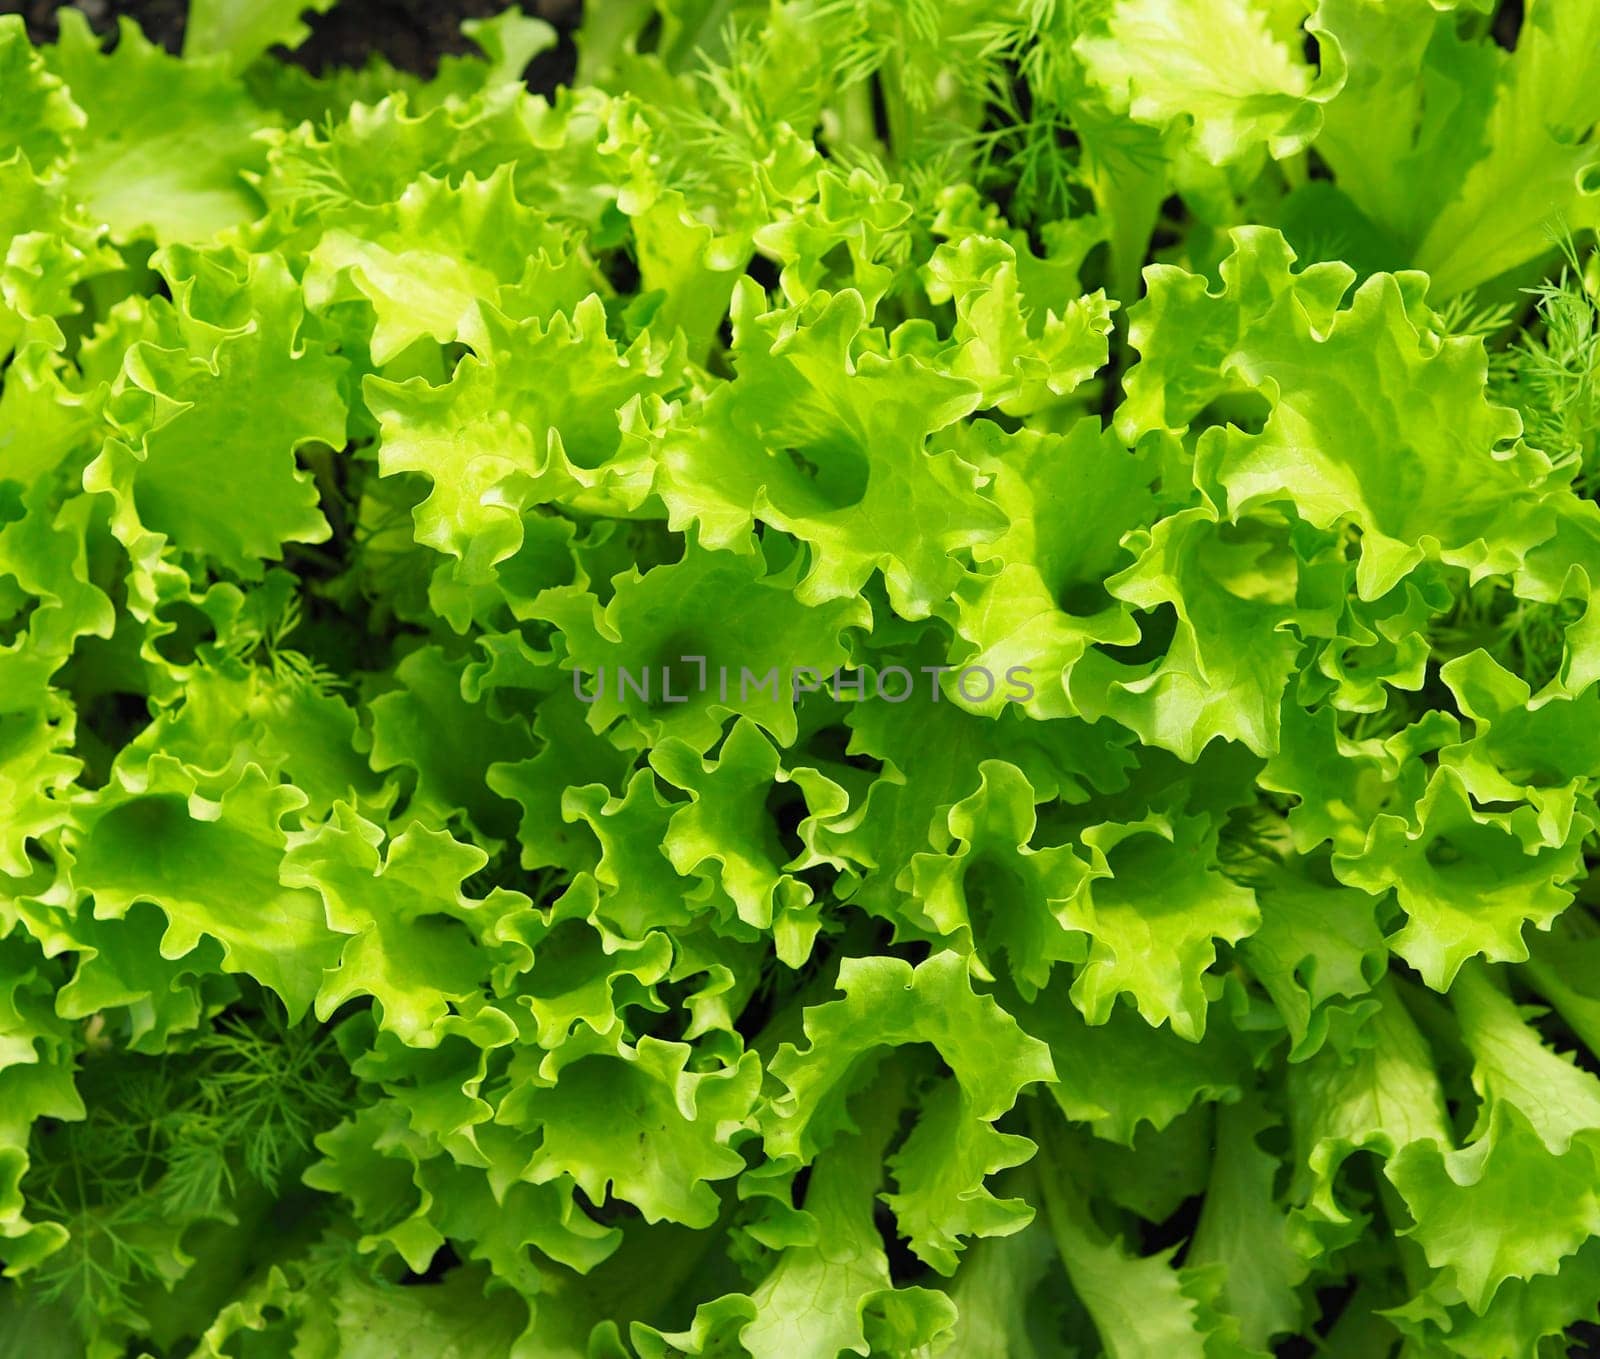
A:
[5,0,1600,1354]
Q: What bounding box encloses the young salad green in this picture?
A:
[4,0,1600,1354]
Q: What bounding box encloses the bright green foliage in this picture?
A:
[4,2,1600,1355]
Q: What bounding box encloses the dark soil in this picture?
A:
[15,0,582,83]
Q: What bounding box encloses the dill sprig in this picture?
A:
[23,1004,353,1333]
[214,591,347,696]
[167,1008,351,1202]
[1489,232,1600,491]
[1431,579,1583,693]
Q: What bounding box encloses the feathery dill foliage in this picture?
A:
[1431,579,1586,694]
[12,0,1600,1356]
[1494,240,1600,491]
[25,1003,350,1326]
